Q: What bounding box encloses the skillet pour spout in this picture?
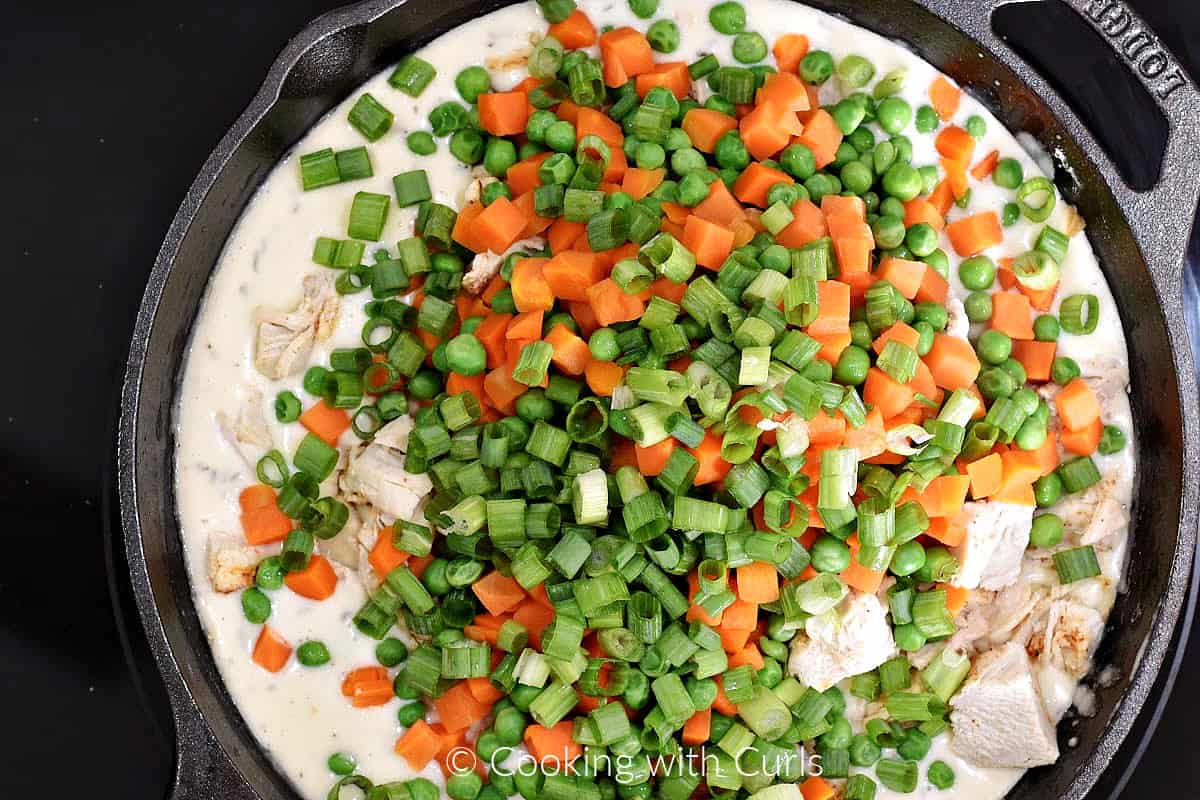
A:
[118,0,1200,798]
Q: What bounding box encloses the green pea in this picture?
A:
[915,104,939,133]
[407,368,441,400]
[544,120,577,155]
[1051,356,1081,385]
[928,761,956,791]
[874,197,901,221]
[1034,314,1061,341]
[977,366,1016,400]
[876,97,913,134]
[297,641,331,667]
[965,114,987,138]
[1034,472,1063,508]
[393,672,421,700]
[482,137,517,178]
[834,345,871,386]
[732,31,768,64]
[958,255,996,291]
[882,163,921,201]
[831,140,860,170]
[836,160,871,196]
[850,734,882,767]
[779,143,816,180]
[589,328,621,361]
[708,1,747,34]
[998,356,1027,386]
[849,320,873,350]
[804,172,841,203]
[447,769,483,800]
[635,141,666,169]
[515,388,555,422]
[913,320,936,356]
[678,172,711,206]
[846,126,876,154]
[1029,513,1064,549]
[449,128,484,165]
[704,94,737,116]
[445,333,486,377]
[396,700,425,727]
[905,222,938,257]
[993,157,1024,189]
[868,214,904,250]
[455,66,492,104]
[429,101,469,136]
[890,540,927,577]
[800,50,835,84]
[923,248,950,279]
[255,557,285,591]
[837,54,875,88]
[421,558,452,595]
[647,19,680,53]
[964,290,993,323]
[494,707,527,746]
[376,637,409,667]
[765,183,798,208]
[1001,201,1021,227]
[914,301,948,331]
[406,131,436,156]
[893,623,927,652]
[328,752,356,776]
[811,535,852,572]
[241,587,271,624]
[831,99,867,136]
[628,0,658,18]
[820,717,854,750]
[480,181,511,206]
[713,131,750,170]
[890,134,914,164]
[917,164,939,196]
[1099,424,1126,454]
[522,110,555,146]
[670,146,706,175]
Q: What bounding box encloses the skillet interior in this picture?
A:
[118,1,1200,798]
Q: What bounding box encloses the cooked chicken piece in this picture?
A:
[486,45,532,71]
[945,293,969,339]
[461,236,545,295]
[253,272,340,378]
[788,592,897,691]
[340,429,433,521]
[1028,599,1104,679]
[206,534,261,593]
[1053,471,1129,547]
[1062,203,1086,237]
[318,503,362,569]
[950,641,1060,768]
[373,414,415,451]
[216,387,273,471]
[463,165,499,205]
[951,501,1033,590]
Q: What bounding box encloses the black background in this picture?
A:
[0,1,1196,797]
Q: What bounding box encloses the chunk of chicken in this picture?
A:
[216,386,273,470]
[461,236,546,295]
[318,503,362,570]
[206,535,261,593]
[945,293,969,339]
[950,641,1060,769]
[1028,599,1104,679]
[951,501,1033,590]
[340,415,432,522]
[788,592,897,691]
[254,272,340,379]
[1055,472,1129,547]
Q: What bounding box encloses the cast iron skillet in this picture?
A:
[119,0,1200,797]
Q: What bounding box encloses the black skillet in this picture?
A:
[118,0,1200,797]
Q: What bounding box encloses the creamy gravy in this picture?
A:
[173,1,1135,797]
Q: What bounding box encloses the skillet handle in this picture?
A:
[166,684,261,800]
[913,0,1200,296]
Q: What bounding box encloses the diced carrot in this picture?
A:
[971,149,1000,180]
[636,61,691,99]
[681,709,712,746]
[942,157,970,199]
[584,359,624,397]
[821,194,866,223]
[1055,378,1101,431]
[586,278,645,325]
[544,324,592,376]
[513,600,555,649]
[990,292,1034,340]
[650,276,688,304]
[926,514,967,547]
[284,554,338,601]
[239,488,292,546]
[740,100,803,160]
[635,437,676,477]
[728,642,765,669]
[599,27,655,87]
[435,681,492,733]
[692,177,748,227]
[942,584,972,616]
[774,198,827,247]
[472,570,526,616]
[925,333,982,390]
[546,8,596,48]
[1061,416,1102,456]
[368,527,409,578]
[394,720,443,771]
[252,626,292,673]
[929,76,962,120]
[935,125,975,165]
[621,166,666,200]
[914,474,971,518]
[874,257,928,299]
[928,180,954,216]
[733,161,794,208]
[805,408,847,445]
[474,313,512,370]
[800,776,836,800]
[946,211,1003,257]
[299,400,350,446]
[473,196,527,254]
[512,190,553,238]
[864,367,916,419]
[484,366,527,414]
[966,452,1004,499]
[713,679,738,715]
[510,257,554,312]
[506,309,544,341]
[575,106,624,149]
[478,92,530,136]
[841,536,885,594]
[736,561,780,603]
[771,33,810,74]
[688,430,732,485]
[903,197,945,232]
[797,109,843,169]
[915,265,950,304]
[682,108,739,152]
[807,280,850,336]
[507,152,552,196]
[1011,339,1057,382]
[524,720,583,766]
[682,215,736,270]
[827,216,874,275]
[842,406,886,460]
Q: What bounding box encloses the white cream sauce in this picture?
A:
[173,1,1136,798]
